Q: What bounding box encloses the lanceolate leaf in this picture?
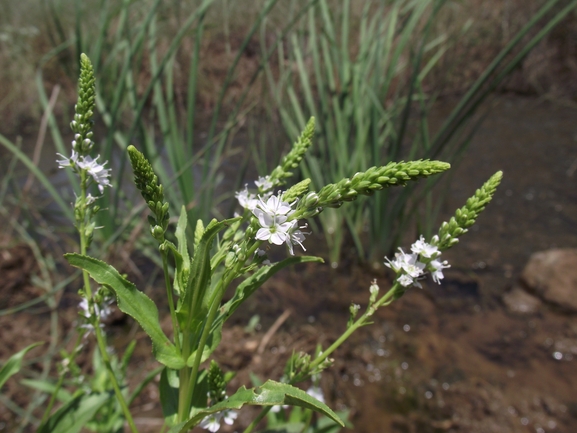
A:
[37,392,110,433]
[0,342,43,390]
[177,217,240,328]
[168,380,344,433]
[65,254,184,369]
[174,206,190,296]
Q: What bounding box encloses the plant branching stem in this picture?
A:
[78,172,138,433]
[243,281,401,433]
[162,248,181,355]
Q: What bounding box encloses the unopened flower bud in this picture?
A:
[151,225,164,240]
[369,279,379,304]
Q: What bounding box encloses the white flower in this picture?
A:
[385,249,425,278]
[254,212,292,245]
[58,151,111,193]
[306,386,325,404]
[411,235,439,258]
[255,175,273,192]
[200,414,221,432]
[398,274,415,287]
[429,259,450,284]
[235,186,259,211]
[77,155,111,193]
[222,410,237,426]
[255,194,293,217]
[56,150,79,168]
[285,221,309,255]
[200,410,237,432]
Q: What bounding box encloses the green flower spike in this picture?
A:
[269,117,315,185]
[294,160,451,219]
[208,360,227,404]
[127,145,170,241]
[435,170,503,251]
[70,53,96,154]
[282,178,311,204]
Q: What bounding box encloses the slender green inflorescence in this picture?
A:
[294,160,451,219]
[282,178,311,204]
[127,145,170,242]
[269,117,315,185]
[71,54,96,154]
[435,170,503,250]
[207,360,228,404]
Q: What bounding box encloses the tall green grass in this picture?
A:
[1,0,323,256]
[268,0,577,266]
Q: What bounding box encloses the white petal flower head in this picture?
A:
[57,150,79,168]
[429,259,450,284]
[222,410,237,426]
[256,194,293,217]
[411,235,439,258]
[77,155,111,193]
[385,249,425,278]
[397,274,414,287]
[285,221,309,255]
[235,186,259,211]
[200,413,221,432]
[254,212,292,245]
[254,175,274,192]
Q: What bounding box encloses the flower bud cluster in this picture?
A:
[268,117,315,185]
[435,171,503,251]
[127,145,170,241]
[294,160,450,219]
[200,361,238,432]
[70,54,96,154]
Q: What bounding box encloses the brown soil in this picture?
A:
[2,96,577,433]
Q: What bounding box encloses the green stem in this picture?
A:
[161,247,181,355]
[77,171,138,433]
[40,334,83,424]
[308,282,400,371]
[243,282,401,433]
[180,239,263,423]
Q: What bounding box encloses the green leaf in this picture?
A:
[65,254,185,369]
[160,368,180,427]
[177,217,240,329]
[168,380,344,433]
[174,206,190,296]
[20,379,73,403]
[0,342,43,390]
[37,392,110,433]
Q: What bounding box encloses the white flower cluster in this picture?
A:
[385,236,450,288]
[57,148,111,193]
[235,175,275,212]
[200,409,237,432]
[252,194,308,255]
[78,291,114,335]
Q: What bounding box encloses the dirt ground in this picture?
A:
[2,96,577,432]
